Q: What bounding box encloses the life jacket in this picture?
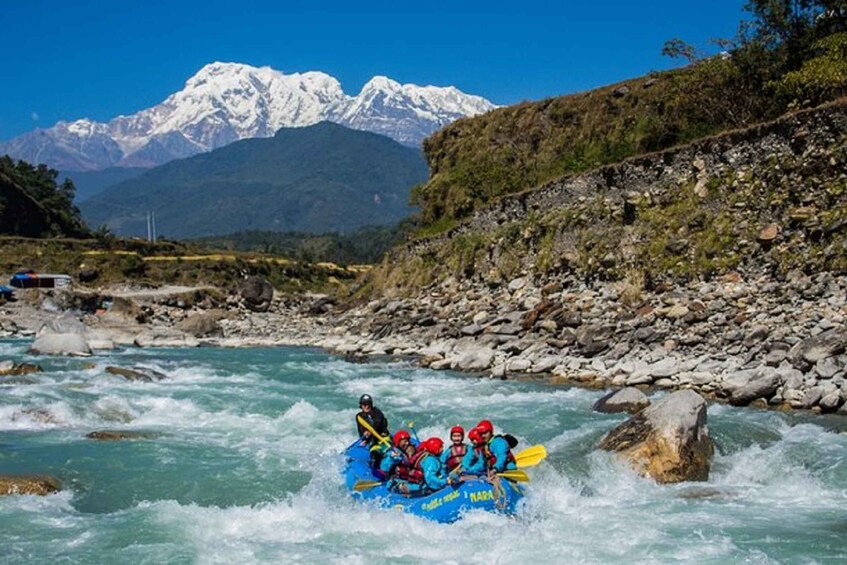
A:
[484,435,517,470]
[445,444,467,472]
[405,449,431,484]
[393,449,414,480]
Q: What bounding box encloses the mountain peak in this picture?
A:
[362,75,402,93]
[0,63,497,171]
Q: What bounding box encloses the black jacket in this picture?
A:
[356,406,389,442]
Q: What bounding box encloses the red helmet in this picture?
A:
[450,425,464,437]
[476,419,494,435]
[468,427,482,445]
[393,430,410,445]
[423,437,444,455]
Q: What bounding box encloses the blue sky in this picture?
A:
[0,1,746,140]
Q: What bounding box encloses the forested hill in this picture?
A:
[412,2,847,230]
[81,122,428,238]
[0,156,91,238]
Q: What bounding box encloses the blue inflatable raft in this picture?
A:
[343,441,524,523]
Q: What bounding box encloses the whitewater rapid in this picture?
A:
[0,339,845,563]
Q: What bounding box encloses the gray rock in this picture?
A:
[648,357,681,378]
[593,387,650,414]
[720,368,764,396]
[461,323,484,336]
[764,349,788,366]
[743,325,770,348]
[634,327,658,343]
[507,358,532,372]
[815,356,842,379]
[29,333,92,357]
[40,315,86,335]
[176,313,223,338]
[508,277,527,292]
[801,386,825,408]
[790,329,847,370]
[453,347,495,371]
[239,277,274,313]
[730,373,782,406]
[819,391,842,412]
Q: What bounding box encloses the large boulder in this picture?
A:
[790,329,847,371]
[239,277,274,312]
[452,346,496,371]
[0,475,61,496]
[175,313,223,337]
[593,387,651,414]
[729,373,782,406]
[29,315,92,356]
[29,333,91,356]
[599,390,714,483]
[40,315,86,335]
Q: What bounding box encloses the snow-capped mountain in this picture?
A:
[0,62,497,171]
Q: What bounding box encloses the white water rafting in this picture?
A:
[344,394,547,522]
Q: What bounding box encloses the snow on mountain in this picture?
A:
[329,76,496,146]
[0,62,497,171]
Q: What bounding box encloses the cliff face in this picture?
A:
[374,99,847,295]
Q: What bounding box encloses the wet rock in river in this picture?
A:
[86,430,159,441]
[0,360,42,376]
[599,390,714,483]
[0,475,61,496]
[105,366,167,382]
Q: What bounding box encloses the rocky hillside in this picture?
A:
[371,99,847,294]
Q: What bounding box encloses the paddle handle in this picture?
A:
[357,414,390,446]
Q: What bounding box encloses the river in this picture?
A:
[0,339,845,563]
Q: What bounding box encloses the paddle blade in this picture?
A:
[357,415,390,446]
[497,470,530,482]
[353,480,383,492]
[515,445,547,468]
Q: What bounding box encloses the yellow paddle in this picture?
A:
[353,480,384,492]
[357,415,391,446]
[496,469,530,482]
[514,445,547,468]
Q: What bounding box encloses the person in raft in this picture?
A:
[439,425,468,475]
[461,427,488,475]
[390,437,459,495]
[378,429,417,480]
[355,394,389,446]
[476,419,517,477]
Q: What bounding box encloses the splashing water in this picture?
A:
[0,339,845,563]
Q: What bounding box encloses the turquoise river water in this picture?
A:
[0,338,846,563]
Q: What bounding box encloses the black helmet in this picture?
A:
[359,394,373,406]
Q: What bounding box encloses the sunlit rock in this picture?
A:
[593,387,650,414]
[0,475,60,496]
[599,389,714,483]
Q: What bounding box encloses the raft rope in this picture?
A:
[490,474,508,510]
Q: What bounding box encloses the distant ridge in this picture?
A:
[80,122,428,238]
[0,62,496,171]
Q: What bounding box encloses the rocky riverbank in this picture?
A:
[2,268,846,417]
